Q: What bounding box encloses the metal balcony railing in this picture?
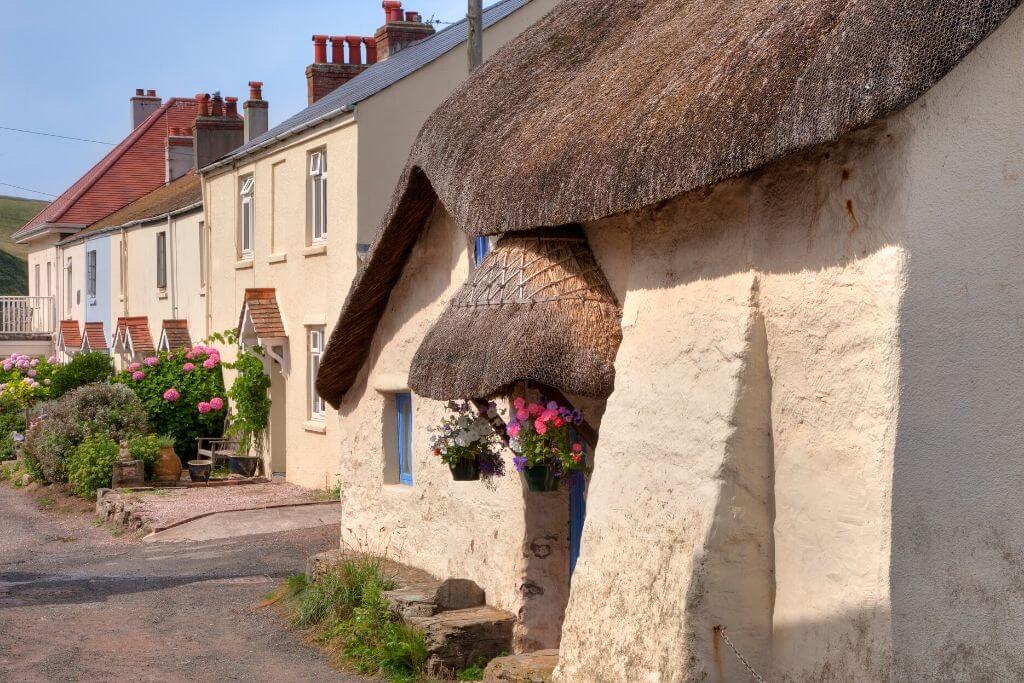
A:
[0,297,55,337]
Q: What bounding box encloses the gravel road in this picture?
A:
[0,484,366,682]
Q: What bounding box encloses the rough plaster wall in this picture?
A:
[889,10,1024,679]
[336,208,567,648]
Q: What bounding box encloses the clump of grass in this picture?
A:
[274,555,426,682]
[455,659,489,681]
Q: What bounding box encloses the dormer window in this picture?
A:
[240,175,255,258]
[309,151,327,243]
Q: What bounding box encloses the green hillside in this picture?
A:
[0,194,49,295]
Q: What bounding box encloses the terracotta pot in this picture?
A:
[188,459,212,483]
[522,464,558,492]
[152,446,182,483]
[449,458,481,481]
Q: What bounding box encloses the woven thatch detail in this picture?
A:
[409,226,622,401]
[317,0,1020,406]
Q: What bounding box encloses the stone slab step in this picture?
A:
[483,649,559,682]
[408,605,515,676]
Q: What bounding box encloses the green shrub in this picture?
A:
[226,348,271,457]
[23,383,148,484]
[0,394,26,461]
[65,435,120,497]
[113,346,226,461]
[49,352,112,399]
[126,433,171,477]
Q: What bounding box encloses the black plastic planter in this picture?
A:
[229,454,260,478]
[522,464,558,492]
[188,459,212,483]
[449,458,481,481]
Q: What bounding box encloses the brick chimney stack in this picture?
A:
[192,92,244,170]
[305,32,377,105]
[130,88,162,129]
[243,81,269,143]
[166,126,194,182]
[375,2,435,60]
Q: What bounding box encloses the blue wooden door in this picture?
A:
[569,472,586,580]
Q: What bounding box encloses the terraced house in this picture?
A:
[199,0,558,488]
[315,0,1024,679]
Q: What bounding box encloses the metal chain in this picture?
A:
[714,625,768,683]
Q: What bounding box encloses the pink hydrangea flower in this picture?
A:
[132,371,145,381]
[534,419,548,435]
[209,397,224,410]
[163,388,180,402]
[128,362,141,372]
[539,409,556,422]
[197,401,212,414]
[2,363,11,372]
[513,397,526,410]
[29,358,38,367]
[27,369,36,378]
[47,356,57,364]
[144,356,159,367]
[506,422,520,437]
[183,362,195,372]
[184,350,194,360]
[202,357,217,370]
[527,403,543,417]
[516,408,529,421]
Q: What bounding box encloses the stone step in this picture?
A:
[483,650,559,682]
[408,605,515,677]
[385,577,487,618]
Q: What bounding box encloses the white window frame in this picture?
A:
[308,327,326,419]
[86,249,97,300]
[309,151,327,243]
[156,232,167,289]
[240,175,255,258]
[33,264,40,296]
[46,261,52,297]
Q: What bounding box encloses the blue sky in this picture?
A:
[0,0,471,201]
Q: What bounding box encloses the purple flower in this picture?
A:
[47,356,57,364]
[144,356,159,367]
[546,401,558,411]
[27,369,36,378]
[29,359,38,367]
[571,409,583,425]
[2,363,11,372]
[513,456,527,472]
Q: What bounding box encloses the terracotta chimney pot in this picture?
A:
[248,81,264,100]
[312,34,328,64]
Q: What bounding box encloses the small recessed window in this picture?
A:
[309,151,327,243]
[240,175,255,258]
[309,327,326,419]
[86,250,97,299]
[474,236,491,265]
[198,221,207,288]
[387,392,413,486]
[156,232,167,289]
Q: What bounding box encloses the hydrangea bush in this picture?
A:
[428,400,506,479]
[113,345,227,461]
[508,397,586,478]
[0,353,61,462]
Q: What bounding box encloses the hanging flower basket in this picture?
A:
[510,397,587,493]
[429,400,506,482]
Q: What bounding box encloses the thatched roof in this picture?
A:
[409,226,622,401]
[317,0,1020,407]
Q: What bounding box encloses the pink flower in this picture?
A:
[506,422,520,437]
[2,363,11,372]
[47,356,57,364]
[29,358,38,367]
[128,362,141,372]
[527,403,542,417]
[513,397,526,410]
[202,357,217,370]
[27,369,36,378]
[163,388,180,402]
[572,443,583,453]
[185,351,194,360]
[516,408,529,421]
[183,362,195,372]
[554,418,564,428]
[209,396,224,410]
[534,419,547,435]
[540,409,556,422]
[132,371,145,381]
[197,401,212,414]
[144,356,158,367]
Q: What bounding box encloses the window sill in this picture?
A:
[157,290,168,300]
[382,483,414,494]
[267,253,287,265]
[235,259,254,270]
[303,420,326,434]
[303,243,327,258]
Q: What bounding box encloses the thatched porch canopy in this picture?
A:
[317,0,1020,407]
[409,226,622,401]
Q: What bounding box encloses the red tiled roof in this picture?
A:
[13,98,199,242]
[81,322,108,351]
[114,316,154,356]
[58,320,82,349]
[77,172,202,237]
[160,319,192,351]
[238,288,286,338]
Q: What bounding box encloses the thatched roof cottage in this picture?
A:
[318,0,1024,679]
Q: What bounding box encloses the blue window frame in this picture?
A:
[395,392,413,485]
[474,236,491,265]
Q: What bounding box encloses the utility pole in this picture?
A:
[468,0,483,71]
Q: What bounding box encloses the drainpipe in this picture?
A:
[167,215,178,319]
[120,227,129,316]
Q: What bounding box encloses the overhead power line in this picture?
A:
[0,125,116,146]
[0,181,58,198]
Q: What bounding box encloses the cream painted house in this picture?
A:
[316,1,1024,680]
[200,0,558,488]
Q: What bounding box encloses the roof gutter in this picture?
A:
[14,222,83,245]
[200,105,354,175]
[59,201,203,246]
